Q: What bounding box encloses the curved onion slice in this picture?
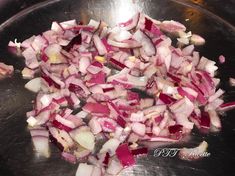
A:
[179,141,208,161]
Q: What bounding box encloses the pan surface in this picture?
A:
[0,0,235,176]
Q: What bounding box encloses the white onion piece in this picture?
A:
[32,136,50,158]
[160,20,186,33]
[130,111,145,122]
[93,35,107,55]
[197,56,218,77]
[51,21,64,33]
[49,127,74,150]
[79,57,90,74]
[132,122,146,136]
[208,89,224,103]
[74,131,95,150]
[157,46,172,70]
[190,34,205,46]
[106,159,123,175]
[30,129,49,137]
[21,67,35,79]
[229,77,235,86]
[75,111,88,119]
[22,47,39,69]
[126,74,148,87]
[27,116,38,127]
[24,77,41,93]
[182,45,194,56]
[113,29,132,42]
[132,30,155,56]
[60,19,77,29]
[119,12,140,31]
[89,118,102,134]
[147,136,179,142]
[207,110,221,129]
[76,163,94,176]
[139,98,154,110]
[55,114,76,129]
[107,38,141,48]
[21,35,35,48]
[88,19,100,29]
[91,166,102,176]
[31,35,48,53]
[99,138,121,156]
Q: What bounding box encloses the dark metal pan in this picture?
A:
[0,0,235,175]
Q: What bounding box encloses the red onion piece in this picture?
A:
[103,152,110,165]
[22,47,39,69]
[168,124,183,134]
[93,34,107,55]
[218,55,225,64]
[62,34,82,51]
[160,20,186,33]
[61,152,77,164]
[116,143,135,167]
[200,111,210,129]
[83,102,110,115]
[159,93,176,105]
[133,30,156,56]
[131,147,148,156]
[119,12,140,30]
[116,116,126,128]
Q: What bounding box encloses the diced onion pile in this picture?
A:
[8,12,235,175]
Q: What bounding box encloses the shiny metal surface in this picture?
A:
[0,0,235,175]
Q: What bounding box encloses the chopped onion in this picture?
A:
[99,138,121,156]
[132,122,146,136]
[0,62,14,79]
[116,143,135,167]
[61,152,77,164]
[24,77,41,93]
[106,158,123,175]
[207,110,221,129]
[190,34,205,46]
[76,163,94,176]
[32,136,50,158]
[13,12,229,175]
